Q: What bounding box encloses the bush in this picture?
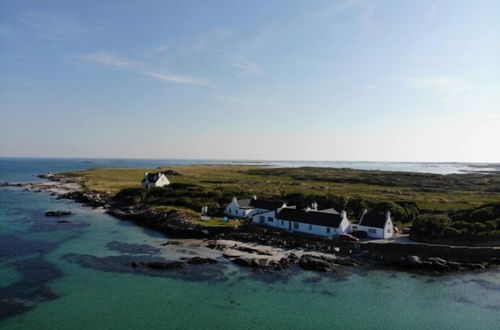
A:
[370,201,407,222]
[113,187,146,204]
[470,207,495,222]
[412,214,451,236]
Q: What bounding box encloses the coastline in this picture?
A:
[3,177,499,276]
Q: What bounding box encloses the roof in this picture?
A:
[236,198,284,210]
[359,212,388,229]
[235,199,253,209]
[277,208,344,228]
[249,199,284,210]
[318,208,339,214]
[142,172,167,183]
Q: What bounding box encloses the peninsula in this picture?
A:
[11,164,500,274]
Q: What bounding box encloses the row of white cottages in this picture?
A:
[225,196,394,239]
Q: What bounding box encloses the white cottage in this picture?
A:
[224,196,286,218]
[352,210,394,239]
[252,206,351,238]
[141,172,170,189]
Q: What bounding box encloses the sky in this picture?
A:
[0,0,499,162]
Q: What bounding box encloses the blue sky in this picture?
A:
[1,0,499,162]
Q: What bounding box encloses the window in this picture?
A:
[387,228,391,233]
[228,209,232,214]
[369,228,376,234]
[293,222,299,229]
[309,224,313,231]
[326,227,331,233]
[281,220,284,225]
[267,217,273,222]
[235,210,238,215]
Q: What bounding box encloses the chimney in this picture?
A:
[252,195,257,200]
[232,196,237,203]
[386,210,391,219]
[311,201,318,210]
[361,209,368,218]
[145,172,148,176]
[341,210,347,219]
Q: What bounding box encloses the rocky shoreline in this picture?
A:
[3,178,500,276]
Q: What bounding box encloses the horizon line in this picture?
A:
[0,156,498,165]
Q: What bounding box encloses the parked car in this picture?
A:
[351,230,368,239]
[337,233,360,242]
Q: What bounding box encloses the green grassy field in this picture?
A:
[62,165,500,214]
[61,165,500,242]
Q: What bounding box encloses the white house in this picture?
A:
[224,196,286,218]
[252,205,351,238]
[351,210,394,239]
[141,172,170,189]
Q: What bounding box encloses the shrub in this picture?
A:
[113,187,146,204]
[412,214,451,236]
[370,201,407,222]
[470,207,495,222]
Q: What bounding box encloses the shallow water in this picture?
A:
[1,158,500,329]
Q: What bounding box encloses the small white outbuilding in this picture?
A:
[352,210,394,239]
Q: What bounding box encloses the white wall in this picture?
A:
[354,219,394,239]
[224,200,255,218]
[289,222,336,237]
[154,175,170,187]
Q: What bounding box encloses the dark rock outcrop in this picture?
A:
[45,211,72,217]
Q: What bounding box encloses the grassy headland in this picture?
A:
[61,165,500,242]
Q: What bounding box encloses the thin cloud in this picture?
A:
[315,0,376,38]
[189,29,233,53]
[77,52,135,67]
[407,76,472,93]
[230,55,263,76]
[19,13,92,40]
[142,70,212,86]
[75,52,212,86]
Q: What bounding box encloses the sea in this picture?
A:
[1,158,499,330]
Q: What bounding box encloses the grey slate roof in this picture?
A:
[237,198,284,210]
[359,212,388,228]
[249,199,284,210]
[277,208,343,228]
[318,208,339,214]
[142,172,166,183]
[236,199,253,209]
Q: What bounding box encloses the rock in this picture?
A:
[230,256,256,268]
[299,255,338,272]
[428,257,447,264]
[143,261,184,270]
[406,255,422,265]
[162,241,181,246]
[186,257,218,265]
[45,211,72,217]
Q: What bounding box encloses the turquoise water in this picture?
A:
[1,159,500,329]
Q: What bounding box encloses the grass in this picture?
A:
[190,217,243,227]
[60,165,500,224]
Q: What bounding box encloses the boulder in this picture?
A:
[45,211,72,217]
[299,255,338,272]
[143,261,184,270]
[186,257,218,265]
